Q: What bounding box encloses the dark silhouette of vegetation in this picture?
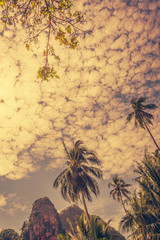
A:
[0,229,19,240]
[108,176,136,240]
[127,97,159,151]
[120,151,160,239]
[58,213,112,240]
[20,221,30,240]
[53,140,103,226]
[108,175,131,213]
[0,0,84,81]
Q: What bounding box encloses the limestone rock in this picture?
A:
[28,197,63,240]
[23,197,126,240]
[59,204,84,232]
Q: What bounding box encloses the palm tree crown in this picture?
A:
[127,97,159,151]
[108,175,131,212]
[53,140,103,224]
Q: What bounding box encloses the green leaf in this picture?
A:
[25,43,30,51]
[37,66,59,81]
[0,0,4,5]
[66,25,71,34]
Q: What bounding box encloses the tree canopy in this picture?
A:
[0,0,84,81]
[0,229,19,240]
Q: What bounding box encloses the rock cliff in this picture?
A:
[28,197,63,240]
[23,197,125,240]
[59,204,84,232]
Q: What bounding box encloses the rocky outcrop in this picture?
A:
[23,197,125,240]
[28,197,63,240]
[59,204,84,232]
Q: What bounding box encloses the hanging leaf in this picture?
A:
[25,43,30,51]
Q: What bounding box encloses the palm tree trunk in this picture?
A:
[138,113,160,152]
[62,139,70,157]
[81,191,91,227]
[121,196,127,213]
[143,119,160,152]
[120,195,136,240]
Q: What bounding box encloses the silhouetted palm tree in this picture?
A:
[127,97,159,151]
[108,175,131,213]
[53,140,103,225]
[108,176,136,240]
[120,191,160,240]
[135,152,160,207]
[120,152,160,239]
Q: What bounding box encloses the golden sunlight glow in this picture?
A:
[0,0,160,182]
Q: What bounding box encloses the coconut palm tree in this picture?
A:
[53,140,103,225]
[108,175,131,213]
[108,176,136,240]
[120,191,160,240]
[135,152,160,207]
[127,97,159,151]
[120,152,160,240]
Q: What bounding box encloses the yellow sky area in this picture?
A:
[0,0,160,183]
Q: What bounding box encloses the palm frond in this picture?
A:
[126,112,134,122]
[142,111,154,121]
[119,212,135,233]
[82,173,100,197]
[82,165,103,179]
[82,185,92,202]
[109,189,117,200]
[137,97,146,104]
[142,103,157,110]
[131,98,136,106]
[53,168,68,188]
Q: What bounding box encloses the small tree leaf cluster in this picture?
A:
[0,0,84,81]
[0,229,19,240]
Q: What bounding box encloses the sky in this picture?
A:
[0,0,160,236]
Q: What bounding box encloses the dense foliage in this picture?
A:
[119,151,160,240]
[0,229,19,240]
[58,214,113,240]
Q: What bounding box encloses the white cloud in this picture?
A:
[0,193,29,216]
[0,194,7,207]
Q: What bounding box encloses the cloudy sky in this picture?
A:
[0,0,160,236]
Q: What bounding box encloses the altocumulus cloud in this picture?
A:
[0,194,7,208]
[0,193,29,215]
[0,0,160,181]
